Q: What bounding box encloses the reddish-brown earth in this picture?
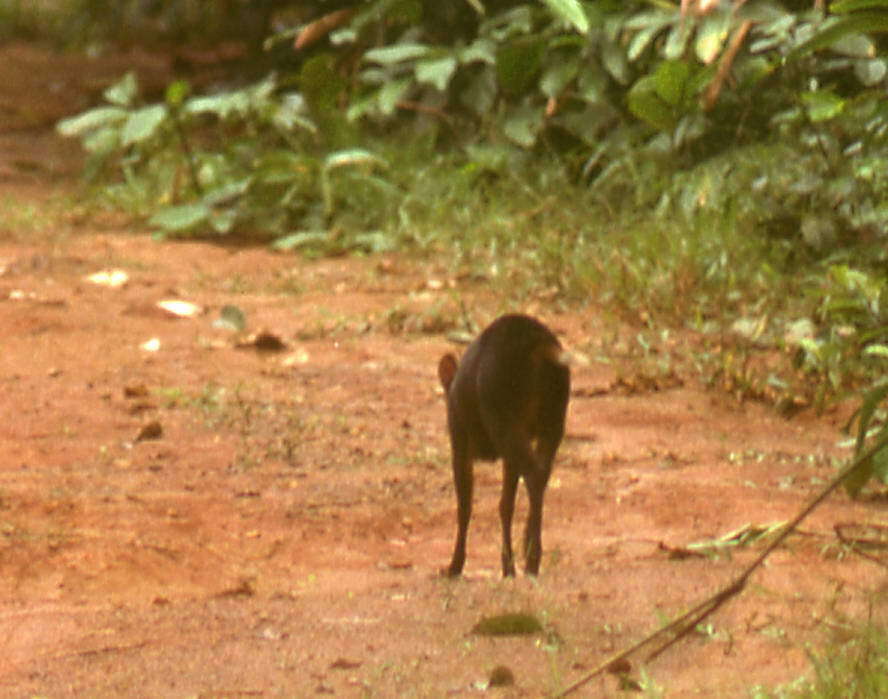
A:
[0,41,884,696]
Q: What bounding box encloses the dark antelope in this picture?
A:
[438,314,570,577]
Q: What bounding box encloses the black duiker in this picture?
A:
[438,314,570,577]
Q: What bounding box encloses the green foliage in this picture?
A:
[345,2,625,148]
[627,58,707,131]
[340,0,887,153]
[656,86,888,258]
[754,622,888,697]
[53,0,888,408]
[843,381,888,495]
[57,72,398,247]
[333,0,887,274]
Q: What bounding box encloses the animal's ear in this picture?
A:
[437,353,458,392]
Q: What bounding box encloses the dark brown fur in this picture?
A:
[438,314,570,577]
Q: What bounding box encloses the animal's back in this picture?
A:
[473,315,569,457]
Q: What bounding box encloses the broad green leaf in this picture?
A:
[800,90,846,121]
[56,106,127,137]
[149,203,210,232]
[357,66,388,86]
[272,104,318,134]
[346,92,378,122]
[82,125,120,154]
[855,57,887,84]
[864,345,888,358]
[324,149,387,171]
[654,60,691,106]
[459,38,496,65]
[831,33,876,57]
[364,43,431,65]
[673,113,707,147]
[481,6,533,41]
[496,38,545,94]
[664,20,692,60]
[625,9,674,31]
[628,76,674,130]
[502,104,545,147]
[103,72,138,107]
[415,56,458,91]
[377,78,411,115]
[844,382,888,496]
[165,80,190,107]
[299,53,345,123]
[541,0,589,34]
[695,9,731,64]
[540,56,579,98]
[121,104,167,146]
[249,74,276,103]
[847,383,888,452]
[203,178,251,207]
[329,27,358,46]
[185,88,250,119]
[791,14,888,58]
[601,37,630,84]
[271,230,329,251]
[628,16,673,61]
[738,3,792,24]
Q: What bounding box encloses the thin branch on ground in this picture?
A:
[555,431,888,697]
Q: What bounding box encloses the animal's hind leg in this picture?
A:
[522,464,550,576]
[447,435,473,577]
[522,436,559,575]
[495,432,537,577]
[499,463,520,577]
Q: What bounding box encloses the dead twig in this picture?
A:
[294,9,356,52]
[835,522,888,569]
[703,19,753,111]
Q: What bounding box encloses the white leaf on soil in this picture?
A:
[85,269,129,287]
[157,299,202,318]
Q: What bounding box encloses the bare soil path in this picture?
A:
[0,41,884,697]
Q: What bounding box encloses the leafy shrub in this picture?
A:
[336,1,887,253]
[54,0,887,406]
[57,72,397,249]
